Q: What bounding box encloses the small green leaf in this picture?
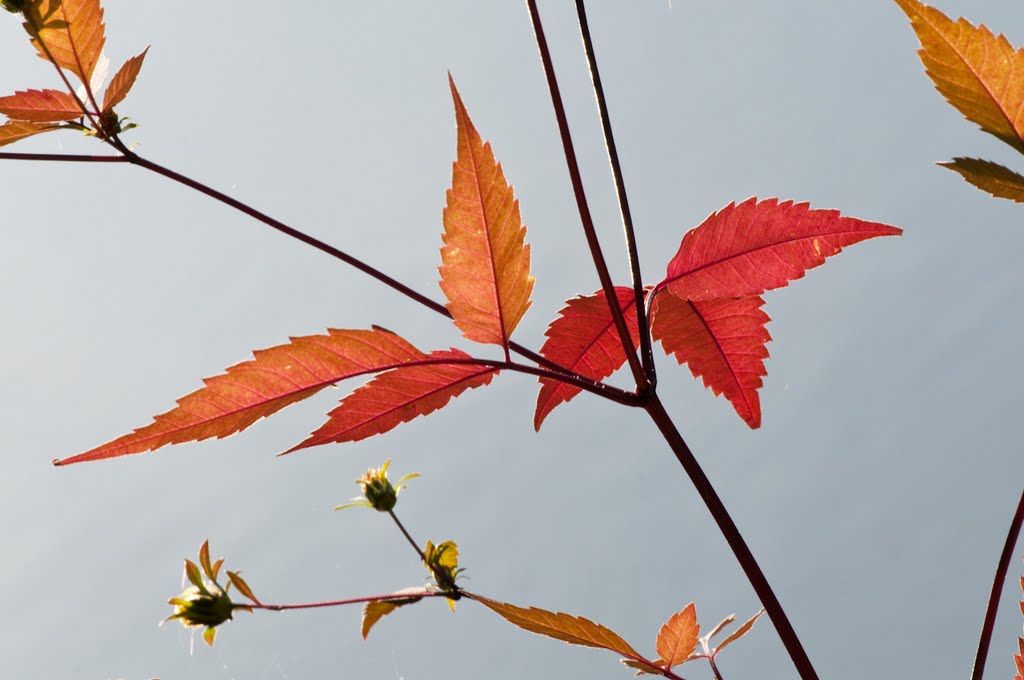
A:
[198,541,213,579]
[203,626,217,647]
[184,559,204,590]
[227,571,260,605]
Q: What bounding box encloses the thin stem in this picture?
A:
[971,483,1024,680]
[389,509,428,563]
[644,395,818,680]
[708,656,726,680]
[118,152,585,382]
[574,0,655,385]
[0,152,127,162]
[525,0,648,394]
[249,590,447,612]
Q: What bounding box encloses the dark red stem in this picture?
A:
[525,0,648,394]
[0,152,126,162]
[574,0,655,385]
[388,509,428,563]
[645,395,819,680]
[249,590,447,612]
[971,483,1024,680]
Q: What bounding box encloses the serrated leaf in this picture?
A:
[1014,637,1024,679]
[713,608,764,656]
[534,287,640,430]
[24,0,106,90]
[440,76,534,349]
[102,47,148,112]
[940,157,1024,203]
[0,89,82,122]
[896,0,1024,153]
[656,602,700,669]
[662,198,901,302]
[469,594,642,660]
[226,571,260,606]
[54,328,428,465]
[0,119,58,146]
[285,349,497,452]
[651,291,770,428]
[361,588,427,639]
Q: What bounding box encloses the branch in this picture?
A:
[574,0,655,385]
[524,0,648,393]
[0,152,127,162]
[971,482,1024,680]
[644,396,819,680]
[248,590,447,612]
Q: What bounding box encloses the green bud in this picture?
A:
[167,583,234,629]
[336,459,419,513]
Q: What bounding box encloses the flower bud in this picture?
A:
[167,583,234,629]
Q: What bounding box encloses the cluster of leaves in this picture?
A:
[0,0,146,145]
[897,0,1024,203]
[39,76,900,466]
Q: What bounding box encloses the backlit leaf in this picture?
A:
[361,588,426,640]
[713,608,764,656]
[896,0,1024,153]
[0,119,58,146]
[662,198,901,302]
[226,571,260,606]
[440,76,534,349]
[102,47,148,112]
[54,328,428,465]
[0,88,82,122]
[285,349,497,452]
[939,157,1024,203]
[621,658,667,676]
[24,0,106,90]
[534,287,640,430]
[655,602,700,669]
[469,594,644,660]
[651,291,770,429]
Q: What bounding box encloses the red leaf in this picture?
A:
[24,0,106,89]
[534,287,640,430]
[662,198,901,301]
[54,328,428,465]
[102,47,148,113]
[0,89,83,122]
[650,290,770,429]
[655,603,700,669]
[285,349,497,452]
[0,120,58,147]
[440,75,534,349]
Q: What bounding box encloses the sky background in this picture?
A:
[1,1,1023,679]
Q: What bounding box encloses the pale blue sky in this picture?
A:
[2,2,1024,679]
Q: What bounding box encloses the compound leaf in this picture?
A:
[0,88,82,122]
[285,349,497,452]
[440,75,533,349]
[896,0,1024,153]
[940,157,1024,203]
[662,198,901,302]
[54,327,428,465]
[651,291,770,429]
[534,287,640,430]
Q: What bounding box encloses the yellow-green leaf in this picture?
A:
[468,593,642,660]
[896,0,1024,153]
[939,157,1024,203]
[361,589,426,639]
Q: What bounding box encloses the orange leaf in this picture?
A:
[54,328,428,465]
[534,287,640,430]
[655,602,700,669]
[102,47,148,113]
[24,0,106,90]
[0,89,82,122]
[939,157,1024,203]
[468,594,644,661]
[285,349,497,452]
[0,120,58,147]
[662,198,901,302]
[713,608,764,656]
[440,76,534,349]
[651,291,770,429]
[896,0,1024,153]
